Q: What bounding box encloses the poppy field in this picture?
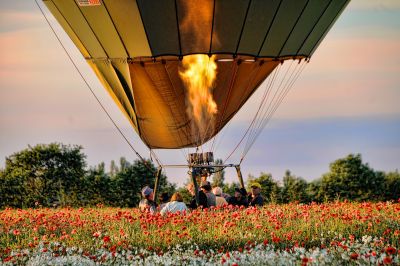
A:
[1,201,399,265]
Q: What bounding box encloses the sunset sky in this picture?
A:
[1,0,399,186]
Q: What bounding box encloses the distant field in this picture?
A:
[1,202,399,265]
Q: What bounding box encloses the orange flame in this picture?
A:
[179,54,218,139]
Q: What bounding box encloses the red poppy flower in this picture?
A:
[383,256,392,264]
[350,253,358,260]
[386,246,396,255]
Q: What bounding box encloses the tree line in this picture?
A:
[0,143,175,208]
[0,143,398,209]
[242,153,399,204]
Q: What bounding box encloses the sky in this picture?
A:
[0,0,399,187]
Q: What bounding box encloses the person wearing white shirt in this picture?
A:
[160,192,189,216]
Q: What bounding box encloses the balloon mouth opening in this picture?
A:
[125,54,306,65]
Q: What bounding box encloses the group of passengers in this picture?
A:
[139,180,264,215]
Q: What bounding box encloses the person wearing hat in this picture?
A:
[139,186,157,214]
[249,182,264,207]
[200,180,216,207]
[227,187,249,207]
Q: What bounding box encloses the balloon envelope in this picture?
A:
[43,0,349,149]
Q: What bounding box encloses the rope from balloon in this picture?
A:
[240,60,307,162]
[222,61,282,163]
[220,58,308,165]
[209,58,261,154]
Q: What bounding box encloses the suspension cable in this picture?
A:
[243,60,295,155]
[241,62,297,160]
[242,61,283,157]
[253,60,306,143]
[240,60,307,162]
[213,61,261,156]
[223,62,280,163]
[34,0,157,173]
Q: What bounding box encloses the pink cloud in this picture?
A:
[232,34,400,122]
[311,37,399,73]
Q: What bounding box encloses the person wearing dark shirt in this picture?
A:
[158,192,170,211]
[200,181,216,207]
[249,182,264,207]
[186,183,208,209]
[227,187,248,207]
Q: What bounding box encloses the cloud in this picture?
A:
[0,24,87,72]
[230,32,400,123]
[0,21,128,132]
[311,37,399,72]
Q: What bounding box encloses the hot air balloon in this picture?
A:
[40,0,349,202]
